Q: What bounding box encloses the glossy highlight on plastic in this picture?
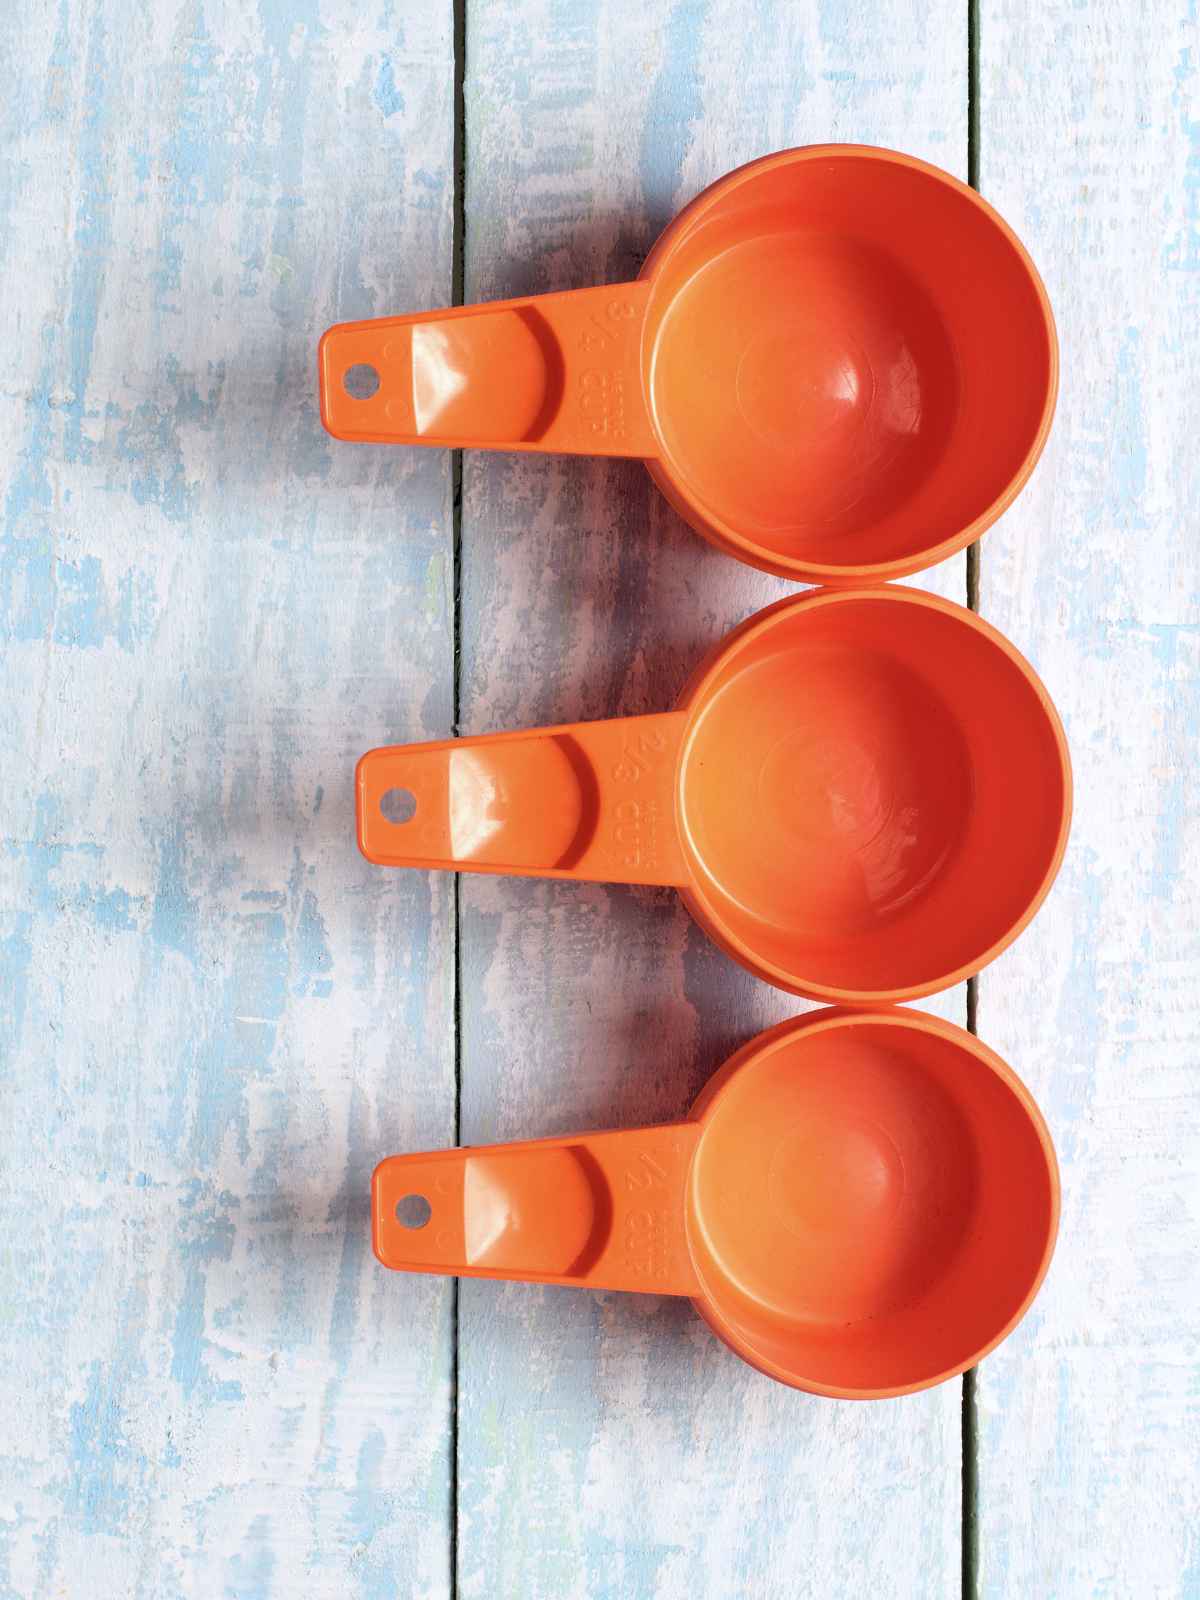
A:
[319,145,1058,584]
[373,1008,1060,1399]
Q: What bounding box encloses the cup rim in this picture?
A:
[683,1007,1061,1398]
[639,143,1060,584]
[672,585,1073,1004]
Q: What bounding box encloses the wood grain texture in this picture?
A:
[0,3,457,1595]
[456,4,968,1596]
[975,3,1200,1595]
[11,2,1192,1595]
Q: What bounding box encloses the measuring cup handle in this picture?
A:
[319,280,656,456]
[373,1123,701,1295]
[357,710,689,887]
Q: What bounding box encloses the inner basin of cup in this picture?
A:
[644,152,1053,572]
[686,1017,1056,1394]
[677,594,1068,998]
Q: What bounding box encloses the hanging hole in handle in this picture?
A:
[380,787,417,824]
[396,1194,432,1229]
[344,362,381,400]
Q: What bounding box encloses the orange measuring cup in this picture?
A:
[375,1007,1059,1399]
[319,145,1056,585]
[358,587,1071,1004]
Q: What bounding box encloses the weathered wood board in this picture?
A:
[0,4,458,1595]
[975,3,1200,1595]
[456,4,968,1596]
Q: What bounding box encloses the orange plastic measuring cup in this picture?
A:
[375,1007,1059,1398]
[358,587,1071,1004]
[319,145,1057,585]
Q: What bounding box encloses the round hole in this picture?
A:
[380,787,416,824]
[395,1193,431,1230]
[343,362,380,400]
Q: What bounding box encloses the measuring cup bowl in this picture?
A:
[358,586,1071,1004]
[319,145,1057,585]
[375,1008,1059,1398]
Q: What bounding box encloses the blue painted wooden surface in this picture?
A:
[2,1,1198,1596]
[1,4,459,1595]
[455,5,969,1597]
[974,4,1200,1594]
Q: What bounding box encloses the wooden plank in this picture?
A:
[976,3,1200,1594]
[0,3,457,1595]
[457,4,968,1595]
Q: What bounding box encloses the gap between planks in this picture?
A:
[963,0,982,1596]
[449,0,468,1595]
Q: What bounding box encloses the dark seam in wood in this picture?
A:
[450,0,467,1595]
[963,3,982,1598]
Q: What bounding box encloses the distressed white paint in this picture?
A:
[7,1,1194,1595]
[972,3,1200,1596]
[456,4,967,1596]
[0,3,457,1596]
